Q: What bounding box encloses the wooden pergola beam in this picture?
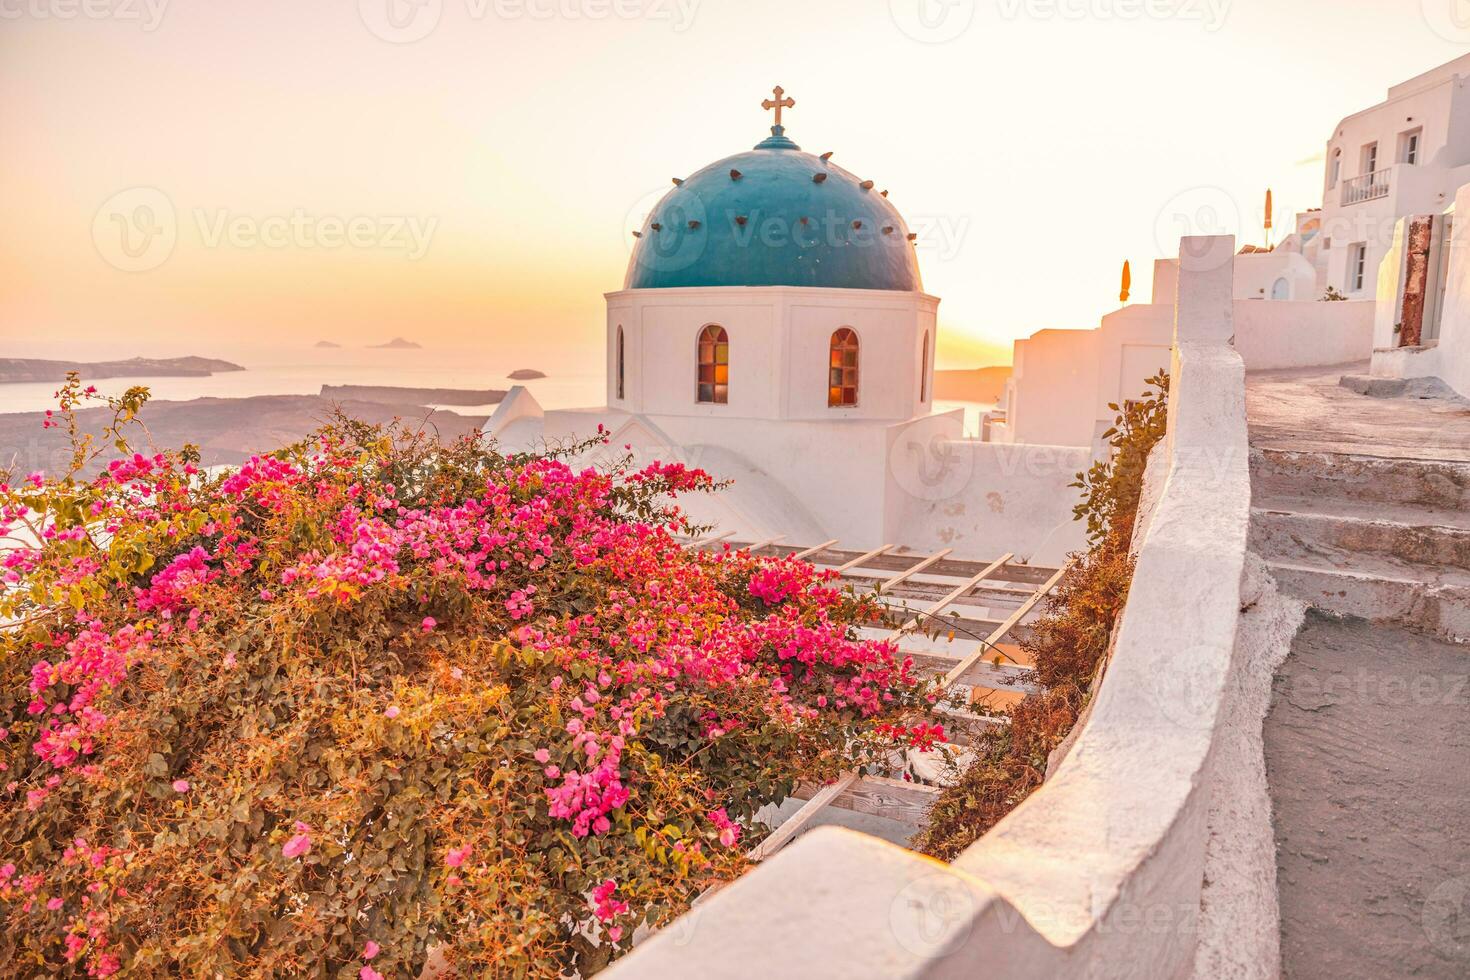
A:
[876,548,954,594]
[941,561,1071,688]
[899,553,1014,633]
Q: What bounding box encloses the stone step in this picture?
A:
[1265,559,1470,642]
[1250,447,1470,511]
[1251,507,1470,572]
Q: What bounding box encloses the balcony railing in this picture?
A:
[1341,166,1392,206]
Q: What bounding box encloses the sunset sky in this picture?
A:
[3,0,1467,371]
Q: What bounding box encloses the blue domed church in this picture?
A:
[484,89,1083,560]
[610,86,937,424]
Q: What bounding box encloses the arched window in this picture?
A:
[920,331,930,402]
[828,328,859,407]
[615,326,625,400]
[697,324,728,404]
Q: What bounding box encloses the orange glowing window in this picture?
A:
[697,324,728,404]
[828,327,859,407]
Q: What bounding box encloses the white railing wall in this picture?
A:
[1340,167,1392,205]
[605,236,1255,980]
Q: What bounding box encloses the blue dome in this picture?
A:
[625,127,923,292]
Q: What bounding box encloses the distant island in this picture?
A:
[369,337,422,349]
[314,341,342,349]
[507,369,547,380]
[0,393,489,475]
[320,385,506,407]
[0,356,245,385]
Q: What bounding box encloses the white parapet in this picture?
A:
[606,236,1263,980]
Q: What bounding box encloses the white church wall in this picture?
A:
[605,286,937,423]
[650,414,895,546]
[783,293,934,420]
[625,295,781,419]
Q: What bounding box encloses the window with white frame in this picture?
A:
[1361,142,1378,174]
[1348,242,1367,292]
[1399,128,1422,165]
[1329,149,1341,189]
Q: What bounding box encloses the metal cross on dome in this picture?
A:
[761,85,795,127]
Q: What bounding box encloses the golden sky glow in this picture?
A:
[2,0,1464,371]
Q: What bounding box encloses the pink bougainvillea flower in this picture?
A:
[607,926,623,943]
[445,843,472,868]
[421,617,436,632]
[362,940,380,960]
[533,748,550,764]
[46,897,63,910]
[360,968,383,980]
[282,822,312,859]
[172,779,190,793]
[383,705,400,719]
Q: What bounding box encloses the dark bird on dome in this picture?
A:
[730,169,743,180]
[820,151,833,162]
[860,180,874,190]
[650,222,662,231]
[735,215,748,226]
[672,177,684,186]
[812,173,828,184]
[631,230,642,238]
[688,220,701,230]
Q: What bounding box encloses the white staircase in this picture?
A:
[1249,447,1470,641]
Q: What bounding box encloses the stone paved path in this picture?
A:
[1249,365,1470,978]
[1246,362,1470,462]
[1264,613,1470,980]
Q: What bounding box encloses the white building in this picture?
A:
[485,91,1089,562]
[987,55,1470,447]
[1314,54,1470,299]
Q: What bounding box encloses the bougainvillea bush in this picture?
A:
[0,379,938,977]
